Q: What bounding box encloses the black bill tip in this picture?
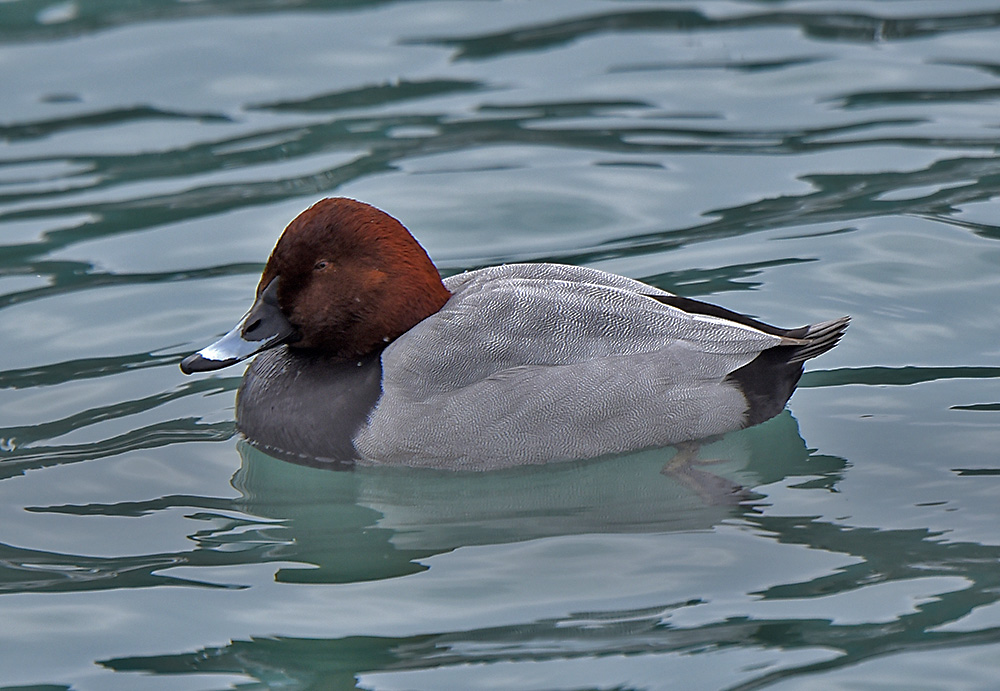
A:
[180,352,237,374]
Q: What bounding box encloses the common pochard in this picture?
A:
[181,198,848,469]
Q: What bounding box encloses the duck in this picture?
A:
[180,197,848,470]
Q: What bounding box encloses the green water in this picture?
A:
[3,1,1000,689]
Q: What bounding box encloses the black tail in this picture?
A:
[649,293,850,428]
[785,316,851,363]
[727,316,849,427]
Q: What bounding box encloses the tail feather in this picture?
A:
[727,315,849,427]
[787,316,850,363]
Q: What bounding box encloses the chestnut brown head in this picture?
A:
[181,198,451,373]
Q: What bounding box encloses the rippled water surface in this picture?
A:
[3,1,1000,689]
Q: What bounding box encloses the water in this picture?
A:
[3,1,1000,689]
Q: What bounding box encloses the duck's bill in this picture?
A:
[180,278,296,374]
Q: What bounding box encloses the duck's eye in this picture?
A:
[314,260,330,271]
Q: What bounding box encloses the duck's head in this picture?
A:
[180,198,451,373]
